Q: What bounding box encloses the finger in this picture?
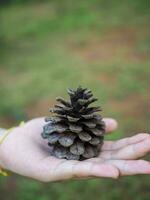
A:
[57,161,119,179]
[26,117,46,127]
[106,160,150,176]
[24,117,48,138]
[101,133,150,151]
[100,137,150,160]
[39,158,119,182]
[103,118,118,133]
[29,117,118,134]
[26,117,117,137]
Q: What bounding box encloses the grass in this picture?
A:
[0,0,150,200]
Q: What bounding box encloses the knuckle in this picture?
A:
[38,175,52,183]
[39,178,49,183]
[138,133,150,138]
[137,160,146,165]
[71,161,82,178]
[147,138,150,143]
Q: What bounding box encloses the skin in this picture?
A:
[0,117,149,182]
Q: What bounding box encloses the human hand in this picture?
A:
[0,118,149,182]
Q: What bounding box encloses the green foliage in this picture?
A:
[0,0,150,199]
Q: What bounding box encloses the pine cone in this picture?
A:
[41,87,106,160]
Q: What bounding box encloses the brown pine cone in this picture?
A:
[41,87,106,160]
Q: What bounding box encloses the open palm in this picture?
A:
[0,117,149,182]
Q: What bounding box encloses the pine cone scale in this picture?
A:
[70,141,85,155]
[78,132,92,141]
[69,124,82,133]
[58,133,76,147]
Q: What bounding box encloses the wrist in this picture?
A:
[0,121,25,172]
[0,127,15,170]
[0,128,7,138]
[0,128,8,168]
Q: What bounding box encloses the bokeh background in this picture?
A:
[0,0,150,199]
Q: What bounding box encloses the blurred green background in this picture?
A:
[0,0,150,200]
